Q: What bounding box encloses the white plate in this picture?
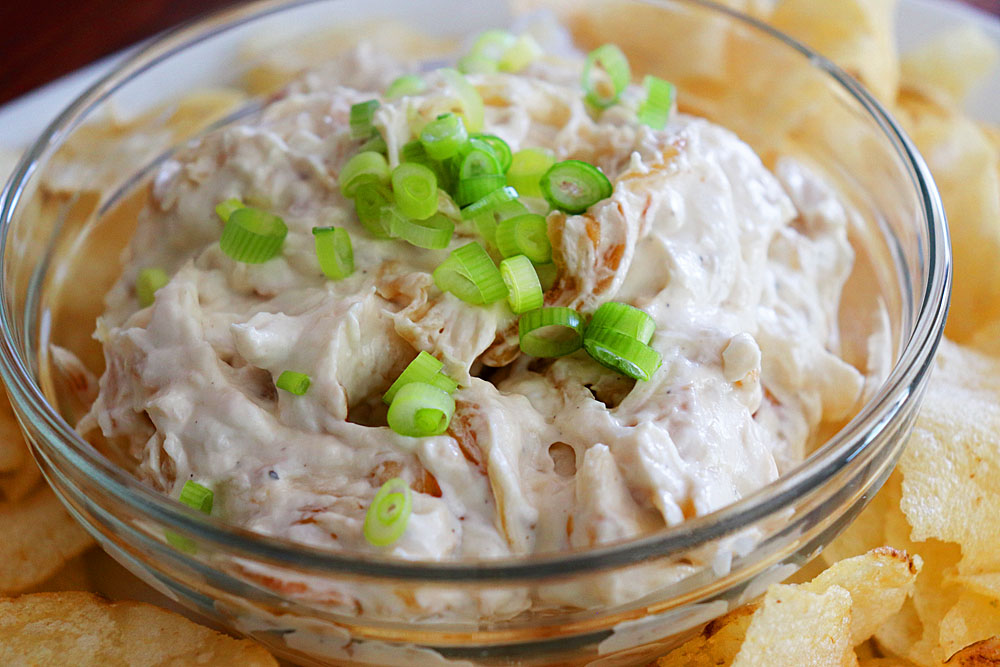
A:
[0,0,997,152]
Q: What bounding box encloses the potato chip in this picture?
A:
[969,319,1000,357]
[731,583,856,666]
[769,0,899,102]
[859,659,920,667]
[654,604,759,667]
[0,487,93,595]
[945,637,1000,666]
[938,593,1000,661]
[897,340,1000,573]
[823,470,904,565]
[803,547,920,646]
[0,591,277,665]
[900,25,999,107]
[894,91,1000,341]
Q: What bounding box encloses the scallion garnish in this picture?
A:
[456,175,506,207]
[386,74,427,99]
[459,139,503,179]
[506,148,554,198]
[387,210,454,250]
[215,197,244,223]
[440,69,484,133]
[386,382,455,438]
[219,207,288,263]
[582,44,631,109]
[136,267,169,308]
[339,151,390,198]
[363,478,413,546]
[458,54,499,75]
[495,213,552,263]
[353,183,394,239]
[383,351,458,405]
[470,134,512,172]
[500,255,543,314]
[420,112,469,161]
[518,307,586,358]
[359,132,388,155]
[391,162,439,220]
[350,100,381,139]
[433,242,508,305]
[540,160,613,214]
[468,30,517,61]
[583,327,661,381]
[276,370,311,395]
[312,226,354,280]
[497,34,543,73]
[178,480,214,514]
[461,185,520,220]
[589,301,655,344]
[637,75,676,131]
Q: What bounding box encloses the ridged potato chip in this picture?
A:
[0,592,277,666]
[946,637,1000,666]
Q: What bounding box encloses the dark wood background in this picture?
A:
[0,0,998,106]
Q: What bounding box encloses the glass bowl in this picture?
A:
[0,0,948,664]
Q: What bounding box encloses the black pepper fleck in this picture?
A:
[269,470,279,480]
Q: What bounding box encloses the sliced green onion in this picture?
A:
[401,140,452,192]
[388,210,454,250]
[440,69,484,134]
[518,307,586,358]
[136,267,169,308]
[219,207,288,263]
[583,327,661,381]
[392,162,439,220]
[637,75,676,131]
[470,134,512,172]
[456,175,506,207]
[461,185,520,220]
[386,74,427,99]
[363,478,413,546]
[507,148,555,198]
[495,213,552,263]
[540,160,613,214]
[500,255,543,314]
[383,351,458,405]
[458,54,499,74]
[387,382,455,438]
[473,212,498,247]
[339,151,390,198]
[215,197,244,223]
[459,140,503,179]
[312,227,354,280]
[353,183,394,239]
[498,34,543,73]
[433,242,508,305]
[534,262,559,291]
[589,301,655,344]
[420,112,468,161]
[350,100,380,139]
[360,132,388,155]
[276,370,311,395]
[469,30,517,61]
[179,480,213,513]
[582,44,631,109]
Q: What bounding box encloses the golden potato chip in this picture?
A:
[938,593,1000,661]
[945,637,1000,666]
[823,470,904,565]
[897,340,1000,573]
[654,604,759,667]
[731,583,856,666]
[0,591,277,665]
[969,319,1000,357]
[769,0,899,102]
[803,547,921,646]
[894,91,1000,341]
[859,659,920,667]
[901,25,999,106]
[0,487,93,595]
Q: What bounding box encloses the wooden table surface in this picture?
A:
[1,0,998,106]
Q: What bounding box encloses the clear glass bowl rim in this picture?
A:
[0,0,950,582]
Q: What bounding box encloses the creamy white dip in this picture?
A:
[80,35,863,618]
